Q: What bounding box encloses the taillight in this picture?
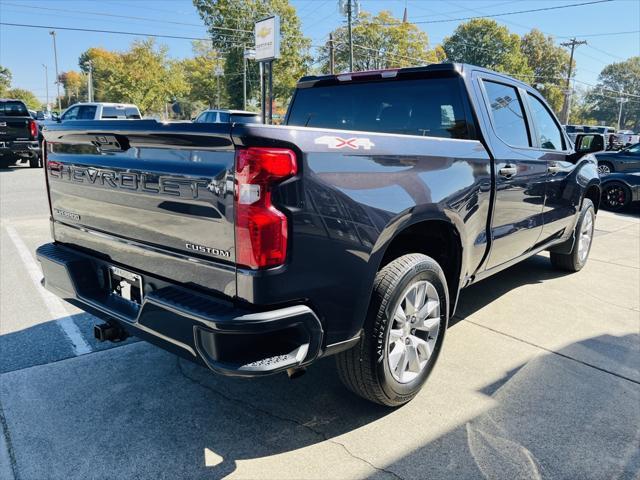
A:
[28,119,38,140]
[235,147,297,269]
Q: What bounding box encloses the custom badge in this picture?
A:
[314,136,375,150]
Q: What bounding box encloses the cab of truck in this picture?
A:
[59,103,142,121]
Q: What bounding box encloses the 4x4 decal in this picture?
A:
[314,135,375,150]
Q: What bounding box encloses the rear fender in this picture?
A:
[352,208,467,325]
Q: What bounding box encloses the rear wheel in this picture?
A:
[601,182,631,211]
[550,199,595,272]
[28,154,42,168]
[336,254,448,407]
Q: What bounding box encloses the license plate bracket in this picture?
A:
[109,266,143,305]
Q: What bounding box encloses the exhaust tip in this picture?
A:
[286,367,306,380]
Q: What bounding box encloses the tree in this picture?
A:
[520,29,571,114]
[6,88,41,110]
[181,40,227,108]
[318,10,444,74]
[584,57,640,130]
[77,40,189,115]
[58,71,86,107]
[0,65,11,96]
[443,19,531,77]
[78,47,120,103]
[193,0,311,109]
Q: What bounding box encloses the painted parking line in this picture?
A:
[4,225,92,356]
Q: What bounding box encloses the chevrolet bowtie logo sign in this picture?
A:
[254,15,280,61]
[257,26,271,39]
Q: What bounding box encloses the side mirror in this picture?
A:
[52,112,61,122]
[575,133,605,154]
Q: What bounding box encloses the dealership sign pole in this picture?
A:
[254,16,280,124]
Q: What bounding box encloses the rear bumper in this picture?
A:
[0,140,39,156]
[36,242,324,377]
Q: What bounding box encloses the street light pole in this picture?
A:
[243,48,255,110]
[42,64,49,109]
[49,30,62,112]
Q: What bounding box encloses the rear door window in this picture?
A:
[77,106,97,120]
[482,80,530,148]
[125,107,141,119]
[232,114,261,124]
[0,101,29,116]
[101,106,139,119]
[287,77,473,139]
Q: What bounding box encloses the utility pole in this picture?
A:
[42,64,49,109]
[347,0,353,71]
[329,33,335,74]
[617,95,628,131]
[86,61,94,102]
[339,0,358,71]
[214,65,224,109]
[560,37,587,124]
[49,30,62,112]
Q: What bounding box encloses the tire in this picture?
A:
[336,254,449,407]
[550,198,595,272]
[28,154,42,168]
[598,161,614,175]
[601,181,631,212]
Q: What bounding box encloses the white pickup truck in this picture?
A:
[60,102,141,121]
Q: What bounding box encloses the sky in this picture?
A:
[0,0,638,104]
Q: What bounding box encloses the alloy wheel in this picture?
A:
[387,280,441,384]
[578,209,594,263]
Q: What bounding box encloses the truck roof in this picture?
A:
[297,62,533,91]
[67,102,139,108]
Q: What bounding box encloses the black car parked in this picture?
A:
[600,172,640,211]
[0,99,41,168]
[596,143,640,174]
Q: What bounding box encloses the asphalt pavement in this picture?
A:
[1,163,639,480]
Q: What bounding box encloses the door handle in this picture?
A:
[548,164,562,174]
[499,165,517,177]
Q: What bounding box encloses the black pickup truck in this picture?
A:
[38,64,602,406]
[0,99,41,168]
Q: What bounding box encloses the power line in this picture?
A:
[0,22,212,41]
[556,29,640,38]
[384,0,613,25]
[1,2,251,33]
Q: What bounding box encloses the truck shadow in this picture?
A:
[451,253,569,326]
[2,254,637,478]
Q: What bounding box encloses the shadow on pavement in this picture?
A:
[381,333,640,480]
[2,332,638,479]
[2,252,638,479]
[452,254,569,326]
[0,313,137,373]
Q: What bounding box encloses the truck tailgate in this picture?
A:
[0,116,31,142]
[43,121,237,297]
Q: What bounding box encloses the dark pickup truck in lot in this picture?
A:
[0,99,41,168]
[38,63,602,406]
